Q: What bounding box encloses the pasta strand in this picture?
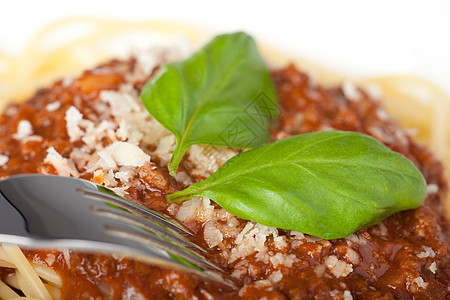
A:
[3,245,52,300]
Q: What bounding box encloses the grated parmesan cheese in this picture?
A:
[343,290,353,300]
[81,120,114,148]
[134,50,160,76]
[44,254,56,266]
[429,262,437,274]
[342,81,361,101]
[324,255,353,278]
[290,231,305,239]
[314,264,326,277]
[238,280,272,297]
[417,246,436,258]
[122,287,146,300]
[62,249,71,268]
[13,120,33,140]
[46,101,61,112]
[100,86,142,118]
[273,236,288,250]
[97,141,151,169]
[44,147,79,177]
[427,183,439,194]
[116,119,130,141]
[228,222,282,264]
[114,168,134,183]
[377,222,388,236]
[410,276,429,290]
[153,135,176,155]
[342,247,361,265]
[203,221,223,248]
[176,197,204,222]
[187,144,239,175]
[346,233,367,246]
[0,154,9,166]
[269,253,285,267]
[103,169,118,187]
[330,290,339,297]
[65,106,84,142]
[267,270,283,283]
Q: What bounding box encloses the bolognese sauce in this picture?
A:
[0,54,448,299]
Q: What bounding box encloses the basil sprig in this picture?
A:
[141,32,277,175]
[141,32,427,239]
[167,131,427,239]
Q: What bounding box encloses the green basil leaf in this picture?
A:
[167,131,427,239]
[140,32,278,175]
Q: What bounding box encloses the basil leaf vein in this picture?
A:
[141,32,278,175]
[167,131,427,239]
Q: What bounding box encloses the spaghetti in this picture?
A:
[0,245,60,299]
[0,18,448,299]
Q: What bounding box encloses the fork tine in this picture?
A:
[103,224,238,289]
[0,175,239,289]
[82,185,240,288]
[78,188,193,237]
[91,205,207,253]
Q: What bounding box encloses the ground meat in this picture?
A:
[0,57,448,299]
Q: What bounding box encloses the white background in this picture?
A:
[0,0,449,96]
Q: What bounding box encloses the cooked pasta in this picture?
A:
[0,245,60,300]
[0,18,448,299]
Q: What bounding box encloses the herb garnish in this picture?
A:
[142,32,427,239]
[168,131,426,239]
[141,32,277,175]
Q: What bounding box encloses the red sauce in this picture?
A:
[0,59,448,299]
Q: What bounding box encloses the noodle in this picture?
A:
[3,273,19,290]
[0,18,448,299]
[43,284,60,300]
[15,271,36,299]
[0,280,20,299]
[0,261,14,269]
[0,245,62,299]
[2,245,53,300]
[0,245,64,299]
[31,265,61,287]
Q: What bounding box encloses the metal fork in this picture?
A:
[0,174,237,289]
